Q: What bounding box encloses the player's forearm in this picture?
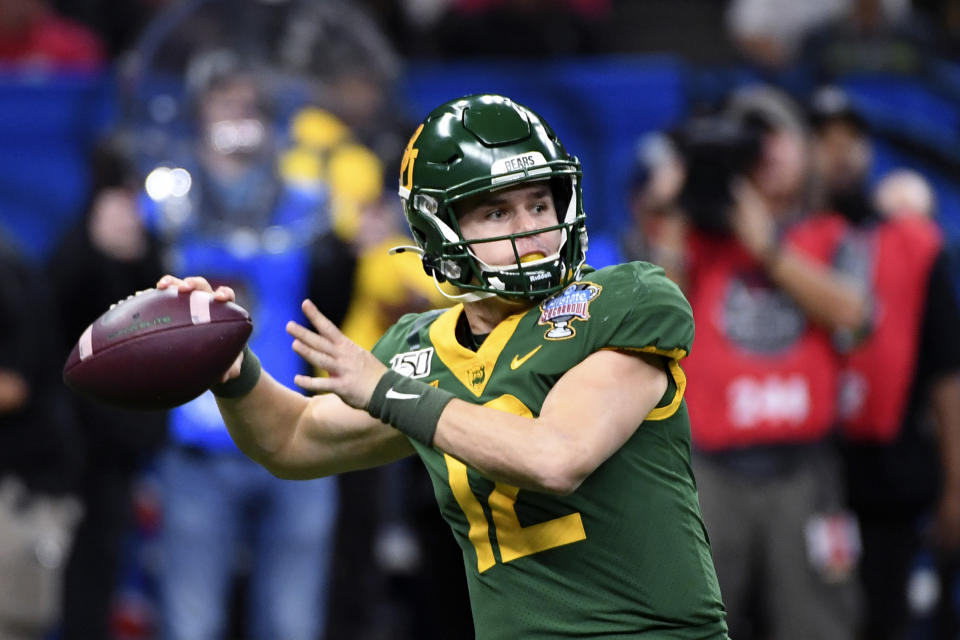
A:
[434,400,586,494]
[218,372,415,479]
[216,369,310,470]
[430,350,664,495]
[767,247,870,331]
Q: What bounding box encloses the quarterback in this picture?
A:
[160,94,728,638]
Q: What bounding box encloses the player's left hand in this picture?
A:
[286,299,388,410]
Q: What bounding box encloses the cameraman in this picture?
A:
[669,86,868,640]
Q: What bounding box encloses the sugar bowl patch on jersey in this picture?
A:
[538,281,602,340]
[545,262,695,359]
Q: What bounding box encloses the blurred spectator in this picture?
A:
[674,85,866,640]
[808,85,874,223]
[725,0,846,69]
[809,85,960,640]
[340,184,452,351]
[0,230,82,640]
[621,130,687,279]
[324,166,470,639]
[47,134,168,640]
[280,14,473,630]
[0,0,104,70]
[800,0,934,81]
[277,0,410,169]
[141,49,343,640]
[873,168,936,220]
[276,67,471,639]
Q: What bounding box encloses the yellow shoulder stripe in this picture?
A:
[602,346,688,421]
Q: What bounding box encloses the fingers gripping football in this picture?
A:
[288,299,387,410]
[157,275,244,383]
[157,274,236,303]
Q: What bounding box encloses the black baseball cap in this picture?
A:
[808,85,869,133]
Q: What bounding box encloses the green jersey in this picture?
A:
[371,262,728,639]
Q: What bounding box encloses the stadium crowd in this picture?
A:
[2,0,960,639]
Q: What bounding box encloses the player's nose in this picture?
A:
[514,209,545,233]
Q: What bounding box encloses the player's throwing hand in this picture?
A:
[156,275,243,383]
[157,274,236,302]
[287,299,387,410]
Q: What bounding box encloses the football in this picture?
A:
[63,287,253,410]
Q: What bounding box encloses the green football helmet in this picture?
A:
[397,94,587,300]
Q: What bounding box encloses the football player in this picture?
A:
[159,94,729,639]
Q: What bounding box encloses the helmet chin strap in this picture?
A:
[432,279,497,303]
[471,247,561,275]
[389,241,564,302]
[387,245,496,303]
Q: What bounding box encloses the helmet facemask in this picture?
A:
[406,170,586,301]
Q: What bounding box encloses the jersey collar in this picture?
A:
[429,303,531,397]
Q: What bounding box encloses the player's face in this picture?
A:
[454,183,563,268]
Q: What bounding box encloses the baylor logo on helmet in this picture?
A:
[398,123,424,198]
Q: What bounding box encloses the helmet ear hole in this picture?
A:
[421,254,446,282]
[410,229,443,280]
[550,176,573,222]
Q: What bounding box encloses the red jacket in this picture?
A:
[838,216,942,443]
[684,214,848,451]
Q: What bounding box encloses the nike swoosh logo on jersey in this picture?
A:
[386,388,421,400]
[510,345,542,370]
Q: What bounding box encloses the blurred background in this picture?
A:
[3,0,960,639]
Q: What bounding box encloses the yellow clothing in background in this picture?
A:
[341,235,453,350]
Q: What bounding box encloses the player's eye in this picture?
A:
[486,208,507,220]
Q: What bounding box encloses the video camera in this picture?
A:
[674,114,763,235]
